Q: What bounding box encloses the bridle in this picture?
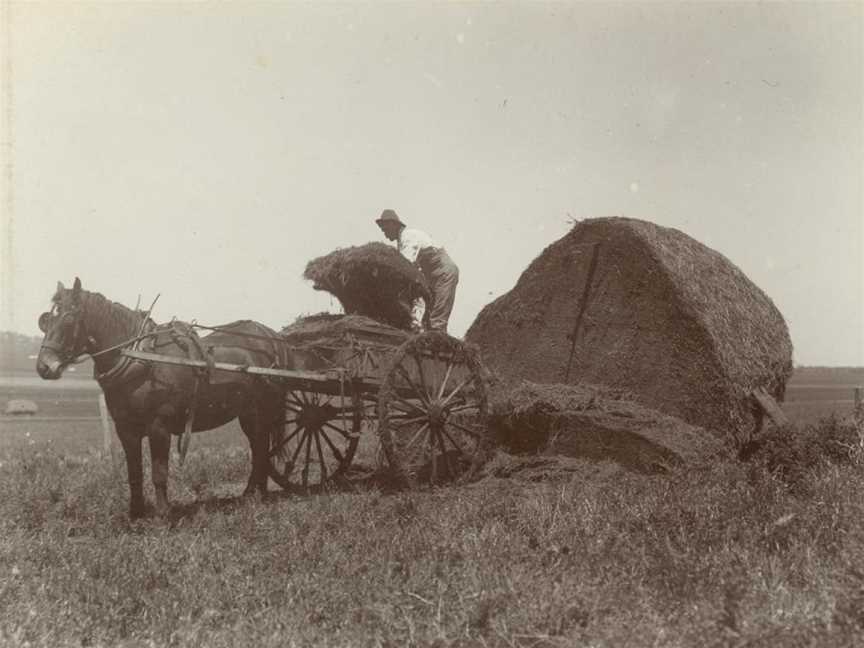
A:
[39,301,93,367]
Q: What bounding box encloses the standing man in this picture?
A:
[376,209,460,333]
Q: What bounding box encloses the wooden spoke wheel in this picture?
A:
[268,388,373,494]
[377,331,490,488]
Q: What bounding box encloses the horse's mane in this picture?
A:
[55,288,149,339]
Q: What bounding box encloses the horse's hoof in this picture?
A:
[242,488,269,503]
[129,503,151,520]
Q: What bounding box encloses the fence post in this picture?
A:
[854,386,863,422]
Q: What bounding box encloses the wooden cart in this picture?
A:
[124,318,490,492]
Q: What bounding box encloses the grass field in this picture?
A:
[782,367,863,424]
[1,369,862,647]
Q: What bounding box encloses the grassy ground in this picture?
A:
[1,410,863,647]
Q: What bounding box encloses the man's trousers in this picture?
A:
[418,248,459,333]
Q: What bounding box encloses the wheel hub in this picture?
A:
[427,401,448,427]
[297,404,336,430]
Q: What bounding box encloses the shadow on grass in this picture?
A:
[162,465,408,523]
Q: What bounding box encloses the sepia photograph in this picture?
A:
[1,1,862,646]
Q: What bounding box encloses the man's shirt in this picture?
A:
[397,228,438,265]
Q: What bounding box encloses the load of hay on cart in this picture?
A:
[124,314,490,492]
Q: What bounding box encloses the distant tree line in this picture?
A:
[0,331,94,375]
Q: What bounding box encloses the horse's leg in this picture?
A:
[116,423,146,519]
[255,399,280,495]
[239,400,270,497]
[148,418,172,516]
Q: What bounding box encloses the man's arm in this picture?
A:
[410,299,426,332]
[399,229,423,265]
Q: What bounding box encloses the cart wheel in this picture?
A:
[268,388,372,494]
[378,331,490,488]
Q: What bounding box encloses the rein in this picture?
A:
[80,331,159,363]
[81,296,161,363]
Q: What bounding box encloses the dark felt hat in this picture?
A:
[376,209,404,227]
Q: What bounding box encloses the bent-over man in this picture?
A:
[376,209,459,333]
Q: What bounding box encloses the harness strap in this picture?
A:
[94,324,158,389]
[183,325,215,381]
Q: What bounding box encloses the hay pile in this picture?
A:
[281,313,408,346]
[488,381,728,473]
[466,217,793,440]
[304,243,430,330]
[279,313,411,371]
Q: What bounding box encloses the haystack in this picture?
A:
[304,243,429,330]
[488,382,728,473]
[466,217,793,440]
[279,313,411,371]
[281,313,410,347]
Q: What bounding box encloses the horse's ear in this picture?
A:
[56,281,65,294]
[72,277,82,299]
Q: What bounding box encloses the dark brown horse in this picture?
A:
[36,278,286,518]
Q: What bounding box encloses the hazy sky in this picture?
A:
[1,2,862,366]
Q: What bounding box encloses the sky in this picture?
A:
[1,1,862,366]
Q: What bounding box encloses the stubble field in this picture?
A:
[1,369,862,647]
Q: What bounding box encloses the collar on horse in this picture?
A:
[94,326,156,390]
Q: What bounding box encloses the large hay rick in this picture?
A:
[467,217,793,442]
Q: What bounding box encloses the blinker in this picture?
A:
[38,312,53,333]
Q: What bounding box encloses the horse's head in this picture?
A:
[36,278,91,380]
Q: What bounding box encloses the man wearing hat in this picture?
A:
[376,209,460,333]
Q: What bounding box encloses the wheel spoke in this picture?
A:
[440,424,470,458]
[286,427,308,465]
[302,428,313,488]
[413,353,432,403]
[390,410,424,419]
[405,426,431,471]
[395,364,430,406]
[319,429,346,465]
[437,361,454,400]
[441,376,473,407]
[445,420,484,440]
[398,422,430,461]
[389,396,427,416]
[430,429,438,483]
[286,393,305,409]
[314,430,328,484]
[446,402,480,415]
[436,427,455,478]
[390,415,428,428]
[323,421,355,440]
[269,424,305,459]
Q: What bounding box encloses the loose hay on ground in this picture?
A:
[488,381,729,474]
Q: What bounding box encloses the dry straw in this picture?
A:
[304,243,430,330]
[467,217,793,441]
